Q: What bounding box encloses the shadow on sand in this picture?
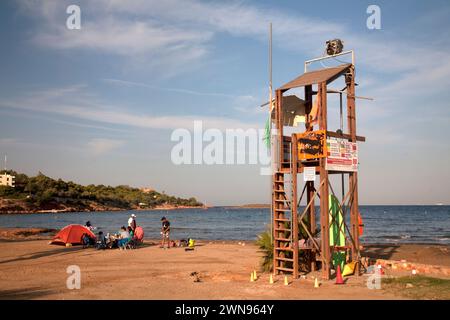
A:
[0,287,55,300]
[362,244,401,261]
[0,246,85,265]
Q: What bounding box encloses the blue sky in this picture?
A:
[0,0,449,205]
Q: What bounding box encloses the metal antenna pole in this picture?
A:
[269,22,274,242]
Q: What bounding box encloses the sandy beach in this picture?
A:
[0,229,448,300]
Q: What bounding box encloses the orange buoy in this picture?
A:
[358,212,364,236]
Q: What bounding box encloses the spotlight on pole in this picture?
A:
[326,39,344,55]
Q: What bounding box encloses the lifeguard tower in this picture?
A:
[271,46,366,280]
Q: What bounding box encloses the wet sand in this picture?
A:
[0,236,448,300]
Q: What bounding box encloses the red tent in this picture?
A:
[51,224,96,246]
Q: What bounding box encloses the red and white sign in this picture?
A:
[325,138,358,172]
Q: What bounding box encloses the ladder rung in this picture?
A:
[275,257,294,262]
[275,238,291,242]
[275,218,290,221]
[274,208,290,211]
[275,267,294,273]
[275,247,293,251]
[274,189,285,193]
[274,228,291,232]
[275,199,288,202]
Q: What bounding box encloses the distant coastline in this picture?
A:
[224,204,270,209]
[0,203,208,215]
[0,170,204,214]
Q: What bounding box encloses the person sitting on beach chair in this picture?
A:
[127,226,134,239]
[117,226,131,250]
[126,226,145,249]
[160,217,171,249]
[81,232,95,248]
[95,231,107,250]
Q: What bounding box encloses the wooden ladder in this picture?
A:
[273,171,295,275]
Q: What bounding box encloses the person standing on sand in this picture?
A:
[160,217,171,249]
[85,221,96,231]
[128,214,137,232]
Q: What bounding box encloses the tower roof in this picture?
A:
[278,63,352,91]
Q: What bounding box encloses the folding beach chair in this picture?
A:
[126,226,144,249]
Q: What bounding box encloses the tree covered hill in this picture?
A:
[0,170,203,213]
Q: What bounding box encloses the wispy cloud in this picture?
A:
[87,138,124,156]
[20,0,450,99]
[0,85,258,131]
[0,138,19,145]
[102,78,234,98]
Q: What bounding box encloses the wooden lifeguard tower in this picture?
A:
[271,50,366,280]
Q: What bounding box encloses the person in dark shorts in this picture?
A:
[160,217,171,249]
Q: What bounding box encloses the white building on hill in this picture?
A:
[0,173,15,187]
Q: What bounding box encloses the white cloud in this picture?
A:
[0,138,19,145]
[15,0,450,148]
[87,138,124,156]
[17,0,448,79]
[34,18,212,57]
[0,85,259,131]
[102,78,234,98]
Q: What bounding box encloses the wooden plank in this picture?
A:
[326,130,365,142]
[275,267,294,273]
[275,257,294,262]
[307,180,316,271]
[291,133,299,279]
[319,81,331,280]
[346,66,361,276]
[274,228,291,232]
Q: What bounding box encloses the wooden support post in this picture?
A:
[318,81,330,280]
[346,66,361,275]
[306,181,316,271]
[305,85,313,131]
[305,84,316,271]
[291,134,299,278]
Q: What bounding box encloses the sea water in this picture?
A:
[0,206,448,244]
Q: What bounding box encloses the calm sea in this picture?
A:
[0,206,449,244]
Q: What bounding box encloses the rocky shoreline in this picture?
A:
[0,199,207,215]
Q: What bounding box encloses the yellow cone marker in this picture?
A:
[253,270,257,280]
[250,272,255,282]
[269,274,274,284]
[314,277,319,288]
[284,275,289,286]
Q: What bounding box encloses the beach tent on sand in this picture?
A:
[51,224,95,246]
